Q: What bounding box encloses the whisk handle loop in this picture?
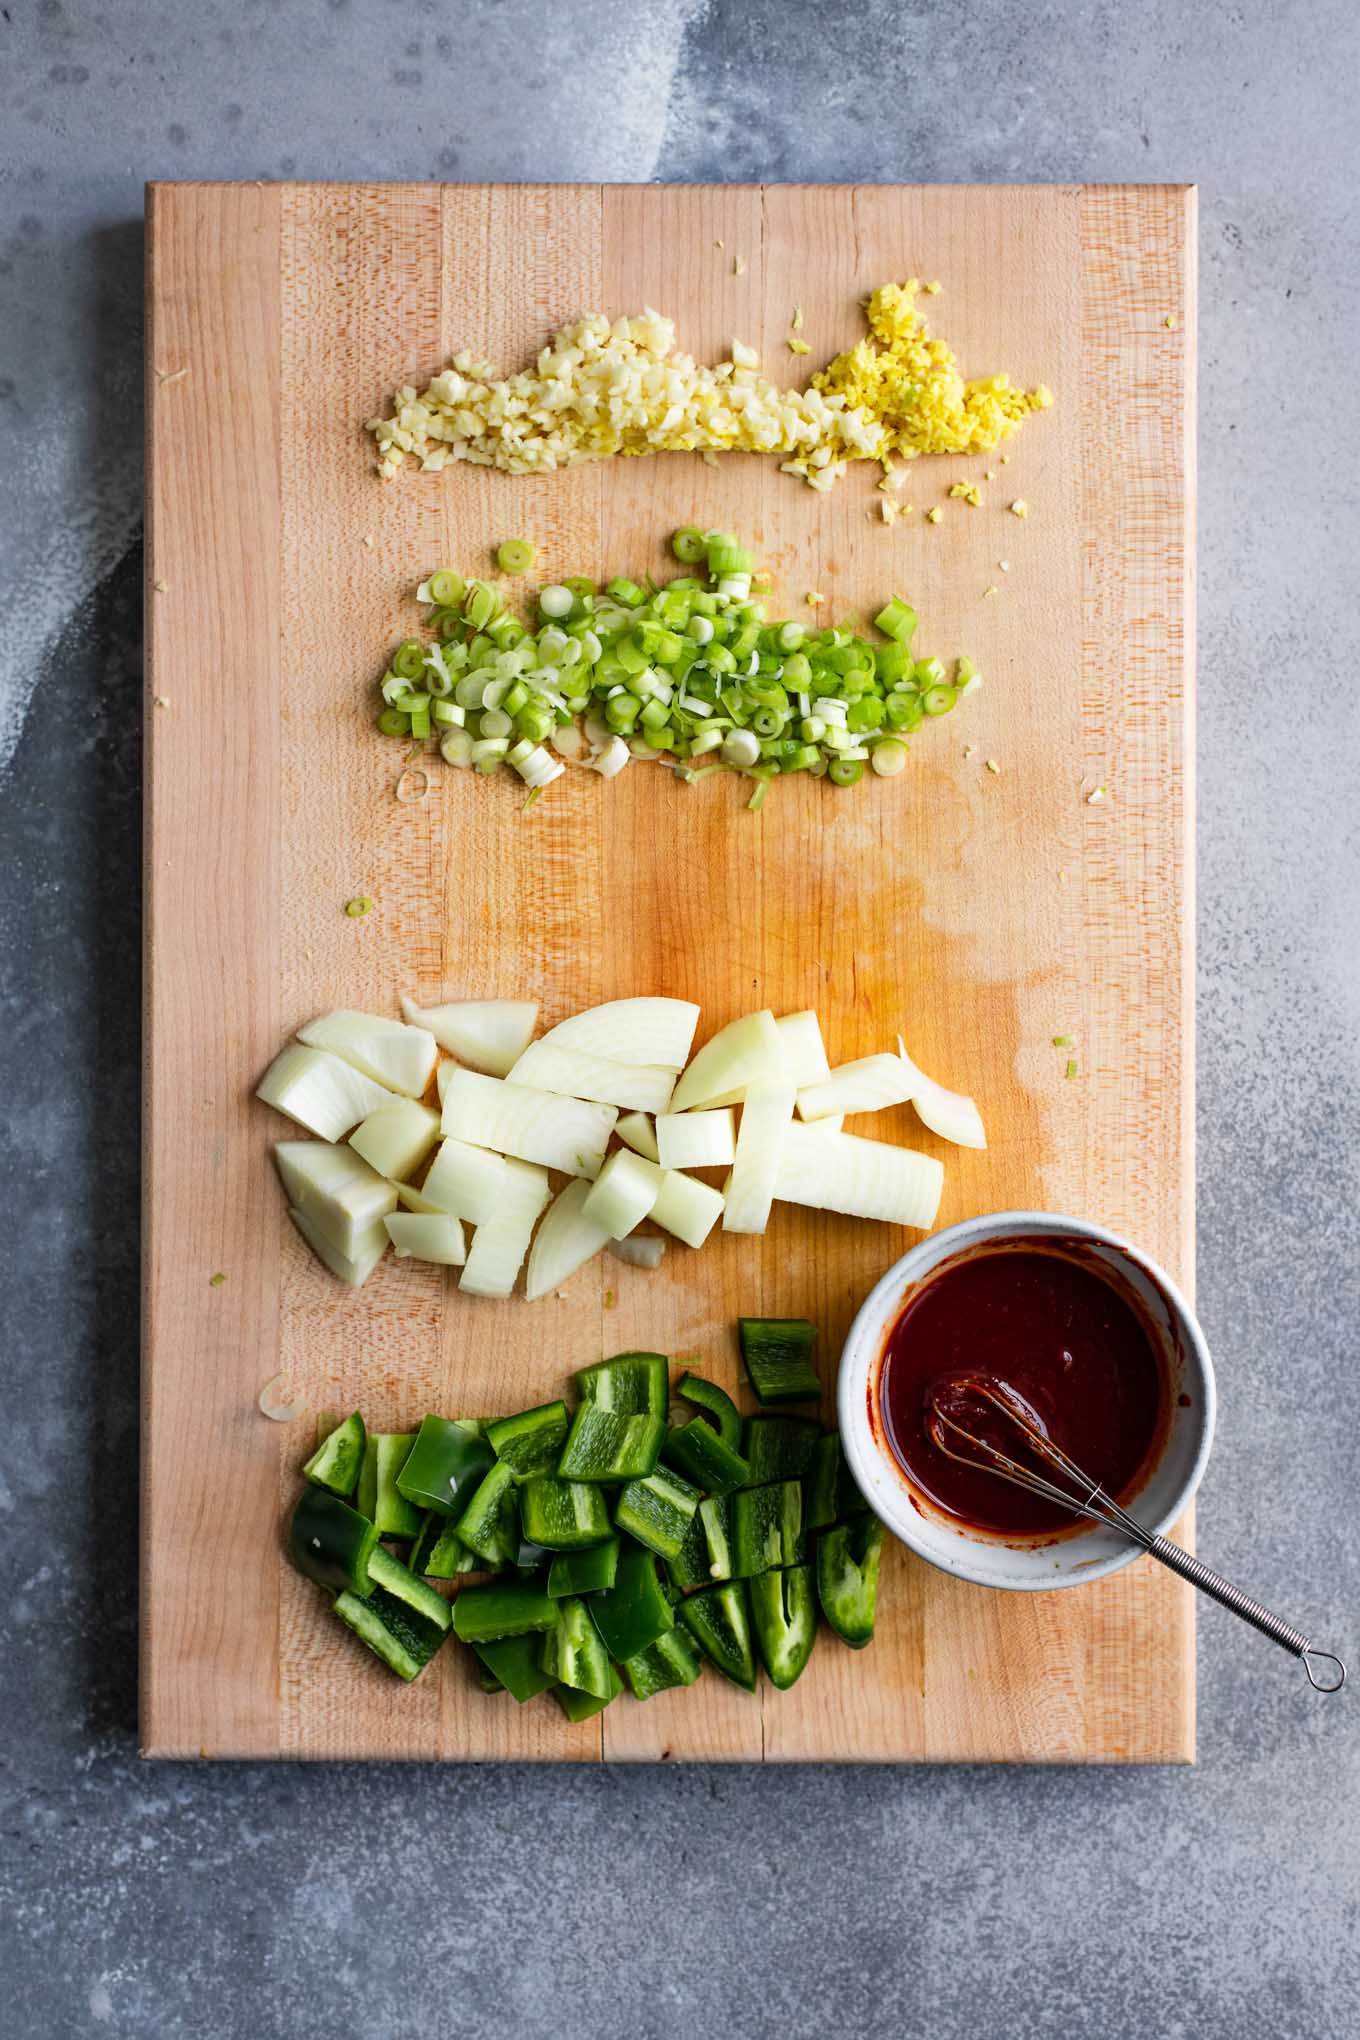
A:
[1146,1537,1345,1692]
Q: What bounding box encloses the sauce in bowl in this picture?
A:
[879,1238,1168,1538]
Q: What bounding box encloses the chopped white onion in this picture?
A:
[420,1136,517,1224]
[774,1124,943,1230]
[536,998,700,1072]
[897,1036,987,1148]
[399,996,538,1077]
[459,1159,551,1297]
[670,1008,782,1113]
[348,1100,440,1182]
[581,1149,662,1239]
[650,1168,724,1248]
[615,1112,661,1163]
[274,1141,397,1259]
[384,1212,468,1265]
[508,1040,676,1115]
[797,1052,916,1122]
[257,1372,307,1423]
[256,1044,396,1142]
[608,1234,666,1270]
[525,1177,612,1300]
[297,1009,438,1099]
[441,1068,616,1178]
[655,1107,736,1172]
[774,1009,832,1088]
[723,1078,794,1234]
[591,736,632,778]
[288,1205,389,1286]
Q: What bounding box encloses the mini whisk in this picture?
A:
[928,1378,1345,1693]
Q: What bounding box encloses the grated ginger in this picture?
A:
[368,283,1051,490]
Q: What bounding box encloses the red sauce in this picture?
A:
[879,1240,1167,1538]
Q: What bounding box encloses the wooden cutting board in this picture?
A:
[143,181,1196,1762]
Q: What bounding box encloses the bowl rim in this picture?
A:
[836,1209,1216,1592]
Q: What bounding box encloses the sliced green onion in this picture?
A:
[497,538,535,574]
[539,584,573,620]
[428,569,464,607]
[874,597,918,642]
[870,739,908,777]
[828,757,864,786]
[921,685,957,717]
[672,526,707,564]
[392,639,426,681]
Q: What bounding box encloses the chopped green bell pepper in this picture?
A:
[395,1415,494,1517]
[816,1516,883,1648]
[539,1595,613,1699]
[512,1535,553,1576]
[731,1479,803,1577]
[749,1563,817,1689]
[804,1429,868,1530]
[452,1578,559,1643]
[548,1537,620,1598]
[588,1539,675,1661]
[697,1494,735,1582]
[553,1664,623,1721]
[302,1411,366,1497]
[557,1404,665,1481]
[485,1399,571,1481]
[623,1625,704,1699]
[674,1370,741,1449]
[356,1432,424,1539]
[679,1581,757,1691]
[334,1546,452,1682]
[663,1419,750,1496]
[409,1508,478,1580]
[738,1317,820,1405]
[575,1351,669,1416]
[472,1632,558,1703]
[454,1459,521,1567]
[665,1508,711,1591]
[289,1487,379,1596]
[741,1414,820,1484]
[614,1463,701,1560]
[519,1476,613,1550]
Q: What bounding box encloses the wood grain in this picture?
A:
[143,182,1196,1762]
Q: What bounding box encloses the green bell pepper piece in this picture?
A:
[452,1578,559,1643]
[731,1480,803,1577]
[588,1539,676,1661]
[334,1546,452,1682]
[539,1595,613,1699]
[679,1582,757,1692]
[663,1419,750,1496]
[356,1432,424,1539]
[738,1317,820,1405]
[553,1664,623,1721]
[741,1414,820,1484]
[548,1537,620,1598]
[614,1464,701,1560]
[302,1411,366,1498]
[749,1563,818,1689]
[485,1399,571,1480]
[804,1429,869,1530]
[817,1516,883,1648]
[622,1625,704,1699]
[454,1460,521,1567]
[409,1508,478,1579]
[665,1508,711,1591]
[674,1370,741,1449]
[557,1404,665,1481]
[575,1351,669,1416]
[479,1666,504,1695]
[395,1415,495,1517]
[520,1476,614,1550]
[289,1487,379,1596]
[472,1633,558,1703]
[697,1494,735,1582]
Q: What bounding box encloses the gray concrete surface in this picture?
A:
[2,1,1358,2034]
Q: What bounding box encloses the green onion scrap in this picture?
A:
[374,529,977,806]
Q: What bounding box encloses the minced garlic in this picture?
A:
[925,506,943,524]
[949,481,982,506]
[369,282,1053,490]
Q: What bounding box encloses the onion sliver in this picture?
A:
[349,1100,441,1182]
[774,1124,943,1230]
[274,1142,397,1259]
[655,1108,736,1172]
[723,1079,794,1234]
[257,1372,306,1423]
[459,1160,551,1298]
[581,1150,662,1239]
[670,1009,782,1113]
[420,1137,519,1225]
[797,1052,916,1122]
[289,1205,389,1286]
[298,1009,438,1098]
[650,1168,725,1249]
[441,1068,616,1178]
[526,1178,612,1299]
[399,995,538,1077]
[775,1009,832,1088]
[897,1036,987,1149]
[257,1044,395,1142]
[615,1112,660,1163]
[535,997,700,1072]
[384,1212,467,1265]
[508,1041,676,1115]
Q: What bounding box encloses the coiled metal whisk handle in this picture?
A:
[1143,1536,1346,1692]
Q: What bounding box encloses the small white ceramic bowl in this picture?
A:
[838,1210,1216,1592]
